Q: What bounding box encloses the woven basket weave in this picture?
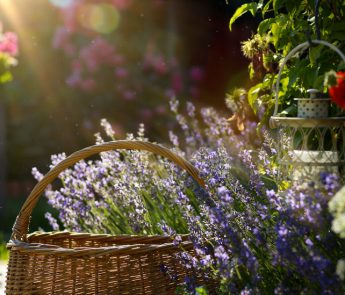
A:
[6,140,205,294]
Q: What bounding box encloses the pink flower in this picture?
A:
[141,108,153,120]
[0,32,18,56]
[79,37,116,72]
[122,90,136,101]
[189,86,200,98]
[53,27,75,56]
[111,0,131,10]
[115,67,128,78]
[111,54,125,66]
[66,72,81,87]
[60,4,80,32]
[92,38,115,60]
[153,56,168,75]
[189,66,204,82]
[71,59,82,73]
[81,78,96,92]
[171,72,183,93]
[52,27,70,49]
[155,105,166,115]
[165,88,176,98]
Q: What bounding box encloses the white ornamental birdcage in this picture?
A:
[269,40,345,183]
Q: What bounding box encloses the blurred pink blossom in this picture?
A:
[189,66,204,82]
[189,86,200,98]
[60,4,79,32]
[165,88,175,98]
[71,59,82,73]
[115,67,129,78]
[52,27,70,49]
[81,78,96,92]
[51,5,204,101]
[171,72,183,93]
[66,72,81,87]
[153,56,168,75]
[111,0,132,10]
[141,108,153,120]
[122,90,136,101]
[168,57,179,69]
[155,105,166,115]
[143,52,154,70]
[0,32,18,56]
[80,37,116,72]
[64,44,76,56]
[111,54,125,66]
[53,27,75,55]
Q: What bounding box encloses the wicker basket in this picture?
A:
[6,140,206,294]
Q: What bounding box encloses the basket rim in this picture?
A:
[26,230,190,241]
[7,231,192,257]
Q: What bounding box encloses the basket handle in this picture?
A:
[273,39,345,116]
[11,140,205,241]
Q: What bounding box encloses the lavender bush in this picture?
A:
[32,98,259,235]
[33,100,345,294]
[176,156,345,293]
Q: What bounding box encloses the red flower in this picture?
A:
[329,71,345,109]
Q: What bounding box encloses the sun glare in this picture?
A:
[0,0,53,96]
[78,3,120,34]
[49,0,73,8]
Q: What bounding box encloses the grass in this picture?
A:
[0,242,8,262]
[0,232,8,262]
[0,231,9,262]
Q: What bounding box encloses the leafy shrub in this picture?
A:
[0,232,8,261]
[227,0,345,126]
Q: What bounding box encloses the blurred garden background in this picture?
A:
[3,0,345,293]
[0,0,256,243]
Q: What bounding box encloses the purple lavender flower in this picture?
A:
[33,99,345,294]
[45,212,60,231]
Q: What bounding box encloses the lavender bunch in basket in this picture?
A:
[32,121,194,235]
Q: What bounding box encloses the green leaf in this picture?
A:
[329,21,345,32]
[195,287,208,295]
[247,83,262,113]
[258,18,275,35]
[270,23,281,47]
[262,0,273,16]
[330,32,345,41]
[280,104,297,116]
[309,46,323,66]
[273,0,286,14]
[229,2,258,31]
[257,0,264,10]
[0,71,12,84]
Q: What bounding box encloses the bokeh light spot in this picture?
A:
[78,4,120,34]
[49,0,73,8]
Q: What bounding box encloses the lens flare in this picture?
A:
[78,4,120,34]
[49,0,73,8]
